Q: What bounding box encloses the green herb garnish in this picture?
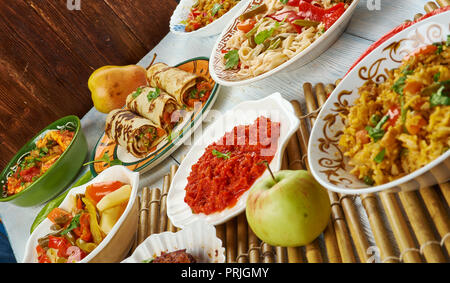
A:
[363,175,375,186]
[374,148,386,163]
[212,149,231,160]
[279,0,288,4]
[83,152,122,167]
[430,85,450,107]
[61,213,81,235]
[365,115,389,142]
[147,88,161,101]
[434,72,441,82]
[392,66,413,124]
[132,87,143,99]
[369,114,381,126]
[254,18,285,45]
[211,3,223,16]
[224,49,240,70]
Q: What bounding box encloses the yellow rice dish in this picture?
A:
[339,38,450,186]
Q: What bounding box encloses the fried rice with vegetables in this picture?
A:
[339,37,450,186]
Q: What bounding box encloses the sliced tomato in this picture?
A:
[48,236,71,258]
[36,245,51,263]
[237,19,256,33]
[386,106,401,128]
[19,166,40,183]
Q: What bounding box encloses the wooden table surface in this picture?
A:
[0,0,178,169]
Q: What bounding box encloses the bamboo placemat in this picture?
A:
[129,1,450,263]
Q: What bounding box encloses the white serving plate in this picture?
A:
[308,11,450,195]
[209,0,360,86]
[122,220,225,263]
[167,92,300,228]
[23,165,140,263]
[170,0,250,37]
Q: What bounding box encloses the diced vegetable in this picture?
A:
[374,148,386,163]
[82,197,104,245]
[240,4,268,21]
[85,181,125,204]
[96,185,131,212]
[292,19,320,27]
[47,208,72,226]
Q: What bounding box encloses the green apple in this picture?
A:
[246,170,331,247]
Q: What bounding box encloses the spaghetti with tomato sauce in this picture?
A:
[184,116,280,214]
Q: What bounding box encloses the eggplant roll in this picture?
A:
[105,109,166,158]
[146,62,208,109]
[126,87,181,131]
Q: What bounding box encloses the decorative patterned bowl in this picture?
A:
[0,115,88,207]
[23,165,140,263]
[209,0,360,86]
[308,11,450,195]
[170,0,250,37]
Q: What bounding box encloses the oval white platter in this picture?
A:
[209,0,360,86]
[166,92,300,228]
[23,166,139,263]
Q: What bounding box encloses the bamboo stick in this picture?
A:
[379,192,422,262]
[419,187,450,254]
[237,213,249,263]
[339,195,371,262]
[166,164,179,233]
[159,175,170,233]
[312,84,342,263]
[323,220,342,263]
[216,223,226,257]
[131,196,141,251]
[303,83,356,262]
[398,191,446,262]
[137,187,150,245]
[439,182,450,207]
[360,194,398,263]
[248,226,261,263]
[262,243,275,263]
[424,1,439,12]
[226,218,237,263]
[149,188,161,235]
[305,239,323,263]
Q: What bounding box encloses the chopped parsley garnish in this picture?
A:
[374,148,386,163]
[433,72,441,82]
[254,19,284,45]
[224,49,240,70]
[279,0,288,4]
[430,84,450,107]
[369,114,381,126]
[211,3,223,16]
[212,149,231,160]
[365,115,389,142]
[83,151,122,167]
[392,66,413,124]
[147,88,161,101]
[132,87,143,99]
[61,213,81,235]
[363,175,375,186]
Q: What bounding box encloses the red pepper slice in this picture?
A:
[386,106,400,128]
[19,166,40,183]
[323,4,346,29]
[36,245,51,263]
[85,181,125,204]
[297,1,326,22]
[48,236,71,258]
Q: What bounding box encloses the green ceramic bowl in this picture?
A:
[0,115,88,207]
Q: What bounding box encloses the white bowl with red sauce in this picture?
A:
[167,92,300,228]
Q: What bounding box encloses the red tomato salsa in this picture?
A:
[184,117,281,215]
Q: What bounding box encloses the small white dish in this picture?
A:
[209,0,360,86]
[167,92,300,228]
[170,0,250,37]
[122,220,225,263]
[308,11,450,195]
[23,165,140,263]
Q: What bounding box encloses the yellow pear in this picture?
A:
[88,65,147,113]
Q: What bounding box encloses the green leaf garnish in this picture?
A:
[211,3,223,16]
[83,152,123,167]
[433,72,441,82]
[279,0,288,4]
[147,88,161,101]
[430,85,450,107]
[61,213,81,235]
[224,49,240,70]
[212,149,231,160]
[363,175,375,186]
[132,87,143,99]
[365,115,389,142]
[374,148,386,163]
